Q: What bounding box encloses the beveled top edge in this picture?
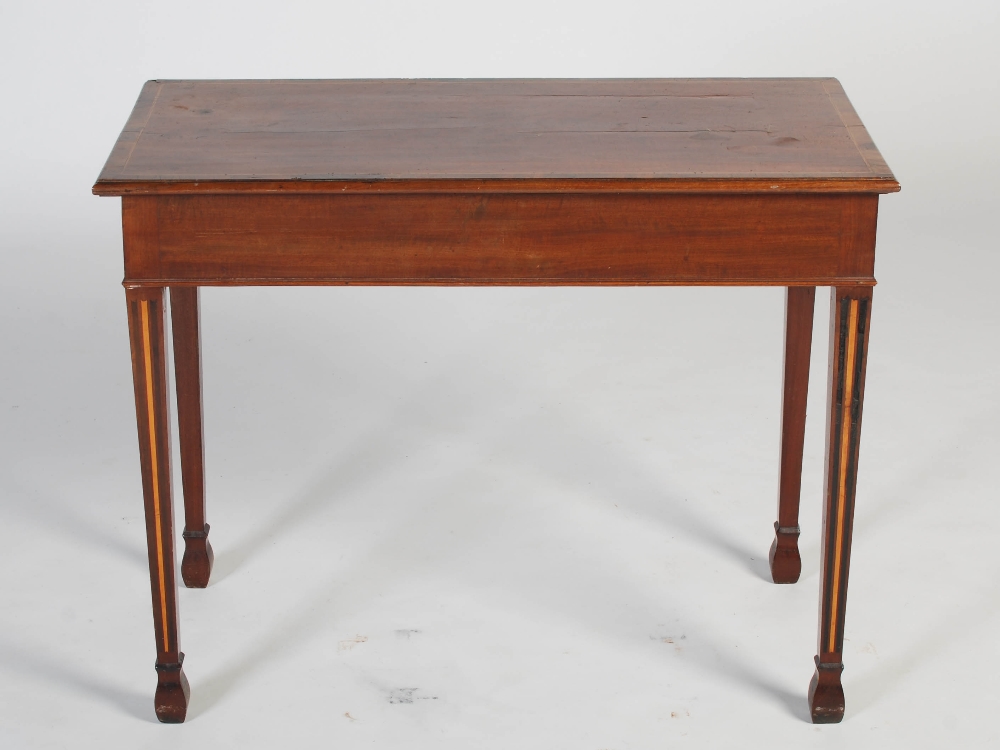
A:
[93,176,901,196]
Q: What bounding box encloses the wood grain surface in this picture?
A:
[770,286,816,584]
[119,192,878,286]
[94,79,899,195]
[168,287,213,589]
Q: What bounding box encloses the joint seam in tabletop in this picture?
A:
[828,298,858,653]
[141,300,169,653]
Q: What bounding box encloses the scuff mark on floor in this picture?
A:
[650,634,686,651]
[389,688,438,704]
[338,635,368,651]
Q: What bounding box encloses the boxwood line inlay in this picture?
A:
[828,298,857,653]
[140,299,170,654]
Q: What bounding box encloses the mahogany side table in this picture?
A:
[93,78,899,724]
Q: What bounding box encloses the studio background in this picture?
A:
[1,2,997,747]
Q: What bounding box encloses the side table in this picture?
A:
[93,78,899,723]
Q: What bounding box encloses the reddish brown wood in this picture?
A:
[92,79,898,196]
[169,287,213,588]
[120,193,878,287]
[809,657,845,723]
[810,285,873,723]
[95,177,898,196]
[822,80,895,180]
[96,79,898,725]
[121,195,157,280]
[770,286,816,584]
[125,286,188,723]
[154,654,190,723]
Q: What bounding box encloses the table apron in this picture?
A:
[121,193,878,286]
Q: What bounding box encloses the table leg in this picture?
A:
[809,286,873,723]
[126,287,190,723]
[170,287,214,588]
[770,287,816,583]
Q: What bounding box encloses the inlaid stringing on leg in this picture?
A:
[141,300,170,653]
[828,298,858,653]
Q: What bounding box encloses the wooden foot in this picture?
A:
[170,287,213,588]
[182,525,214,589]
[810,286,873,724]
[127,287,189,723]
[771,286,815,584]
[808,657,845,723]
[154,654,191,723]
[769,523,801,584]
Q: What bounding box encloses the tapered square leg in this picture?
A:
[809,286,873,724]
[771,286,816,584]
[170,287,214,588]
[126,286,189,723]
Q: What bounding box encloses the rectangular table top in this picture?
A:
[93,78,898,196]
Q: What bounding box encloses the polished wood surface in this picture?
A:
[125,287,188,722]
[94,79,898,196]
[96,78,897,725]
[770,287,816,583]
[169,287,213,588]
[810,286,873,723]
[120,193,878,287]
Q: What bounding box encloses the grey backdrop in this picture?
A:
[2,1,998,747]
